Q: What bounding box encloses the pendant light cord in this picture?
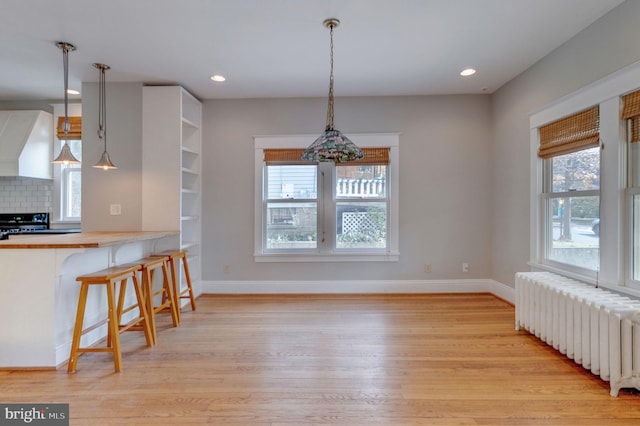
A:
[62,45,70,139]
[325,22,335,131]
[98,65,106,149]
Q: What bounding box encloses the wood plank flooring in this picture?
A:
[1,293,639,425]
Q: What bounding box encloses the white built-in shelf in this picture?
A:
[181,167,198,175]
[181,117,199,129]
[142,85,202,292]
[182,146,199,155]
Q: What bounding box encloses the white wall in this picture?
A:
[202,95,493,284]
[29,0,638,290]
[80,82,143,231]
[491,0,640,287]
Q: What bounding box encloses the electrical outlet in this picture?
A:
[223,264,230,274]
[424,264,432,273]
[109,204,121,215]
[462,262,469,273]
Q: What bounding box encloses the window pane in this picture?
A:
[336,165,386,198]
[548,195,599,269]
[336,202,386,249]
[266,202,316,249]
[69,139,82,161]
[630,142,640,187]
[66,170,82,218]
[266,165,316,199]
[550,147,599,192]
[633,195,640,281]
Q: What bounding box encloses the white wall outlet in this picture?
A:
[424,263,432,273]
[462,262,469,272]
[223,264,230,274]
[110,204,122,215]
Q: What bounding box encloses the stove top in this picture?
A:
[0,212,50,233]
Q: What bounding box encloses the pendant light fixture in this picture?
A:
[92,63,117,170]
[52,42,81,165]
[302,18,363,163]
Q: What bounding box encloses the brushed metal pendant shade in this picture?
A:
[52,42,81,165]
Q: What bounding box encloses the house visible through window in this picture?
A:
[254,134,399,262]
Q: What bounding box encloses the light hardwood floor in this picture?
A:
[2,293,640,425]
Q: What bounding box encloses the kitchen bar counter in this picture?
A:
[0,230,179,249]
[0,230,180,368]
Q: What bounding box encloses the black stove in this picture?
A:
[0,212,50,235]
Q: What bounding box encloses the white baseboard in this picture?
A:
[201,279,515,304]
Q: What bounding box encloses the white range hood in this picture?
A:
[0,110,53,179]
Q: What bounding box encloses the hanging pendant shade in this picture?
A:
[52,42,81,165]
[53,142,80,165]
[302,18,363,163]
[92,63,117,170]
[302,129,363,162]
[94,150,117,170]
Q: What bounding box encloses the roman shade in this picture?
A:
[538,106,599,159]
[622,90,640,143]
[264,147,389,165]
[56,116,82,140]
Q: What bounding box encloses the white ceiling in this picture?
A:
[0,0,626,101]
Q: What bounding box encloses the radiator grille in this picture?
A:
[515,272,640,396]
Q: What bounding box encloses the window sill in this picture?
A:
[528,261,640,299]
[255,251,400,263]
[50,220,81,230]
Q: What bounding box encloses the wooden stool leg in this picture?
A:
[110,278,128,348]
[161,260,180,326]
[142,267,158,345]
[68,283,89,373]
[106,280,122,372]
[131,273,154,347]
[168,257,180,315]
[181,254,197,311]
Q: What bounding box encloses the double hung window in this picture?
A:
[60,140,82,220]
[255,134,399,262]
[538,107,600,272]
[623,90,640,285]
[56,116,82,221]
[531,61,640,294]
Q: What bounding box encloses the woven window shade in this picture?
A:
[622,90,640,143]
[538,106,599,159]
[265,147,389,165]
[264,149,309,164]
[336,147,389,166]
[56,116,82,140]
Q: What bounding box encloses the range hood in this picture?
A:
[0,110,53,179]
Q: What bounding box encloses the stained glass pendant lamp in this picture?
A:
[52,42,81,165]
[301,19,363,163]
[92,63,117,170]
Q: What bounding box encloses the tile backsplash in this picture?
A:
[0,177,52,213]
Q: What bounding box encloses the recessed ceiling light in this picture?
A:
[210,74,226,82]
[460,68,476,77]
[67,89,80,95]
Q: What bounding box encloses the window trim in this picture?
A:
[61,165,81,221]
[254,133,400,262]
[529,61,640,295]
[51,103,82,225]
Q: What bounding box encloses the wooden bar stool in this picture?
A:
[150,249,196,319]
[68,264,153,373]
[126,256,180,345]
